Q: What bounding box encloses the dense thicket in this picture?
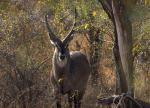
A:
[0,0,149,108]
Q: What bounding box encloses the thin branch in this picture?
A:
[97,93,143,108]
[98,0,113,19]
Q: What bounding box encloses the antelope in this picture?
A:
[45,14,90,108]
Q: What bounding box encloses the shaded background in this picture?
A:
[0,0,150,108]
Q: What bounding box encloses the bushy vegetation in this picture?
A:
[0,0,149,108]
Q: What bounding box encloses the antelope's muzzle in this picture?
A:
[60,55,65,60]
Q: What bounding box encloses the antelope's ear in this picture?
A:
[50,40,54,45]
[47,33,57,45]
[50,40,56,46]
[49,39,60,49]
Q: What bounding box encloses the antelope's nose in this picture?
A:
[60,55,65,60]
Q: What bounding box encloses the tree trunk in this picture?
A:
[112,0,134,96]
[113,28,128,94]
[98,0,134,96]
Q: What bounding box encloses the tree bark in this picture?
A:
[113,28,128,94]
[112,0,134,96]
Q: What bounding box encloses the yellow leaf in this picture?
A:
[92,11,96,17]
[145,0,147,5]
[84,24,89,29]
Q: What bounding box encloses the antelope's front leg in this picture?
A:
[68,91,74,108]
[54,89,61,108]
[74,90,82,108]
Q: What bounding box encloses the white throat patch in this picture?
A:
[54,49,68,67]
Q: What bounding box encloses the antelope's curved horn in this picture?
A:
[45,14,61,45]
[63,8,77,46]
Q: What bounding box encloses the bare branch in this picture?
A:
[98,0,113,19]
[97,93,144,108]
